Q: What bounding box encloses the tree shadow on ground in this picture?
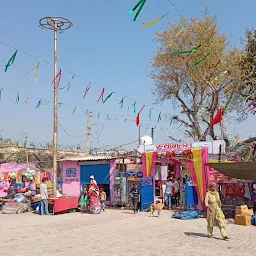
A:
[184,232,223,240]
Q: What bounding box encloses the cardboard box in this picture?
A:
[235,214,251,226]
[246,209,254,216]
[236,205,248,215]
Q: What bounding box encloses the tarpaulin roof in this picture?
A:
[208,162,256,181]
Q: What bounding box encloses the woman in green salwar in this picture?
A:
[205,183,229,240]
[79,186,89,213]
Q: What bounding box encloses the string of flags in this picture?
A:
[0,87,173,126]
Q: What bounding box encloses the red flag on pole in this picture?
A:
[136,113,140,126]
[210,107,223,126]
[136,105,145,127]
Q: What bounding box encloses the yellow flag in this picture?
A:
[168,27,185,47]
[142,12,169,29]
[25,60,41,81]
[24,96,30,106]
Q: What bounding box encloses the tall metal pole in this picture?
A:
[138,126,141,145]
[85,112,91,155]
[53,23,58,197]
[39,17,72,197]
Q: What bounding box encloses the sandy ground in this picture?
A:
[0,209,256,256]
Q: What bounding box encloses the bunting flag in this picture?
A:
[59,75,75,91]
[42,100,49,106]
[124,119,127,122]
[129,0,147,22]
[72,107,76,115]
[103,92,115,103]
[97,88,105,103]
[157,112,162,123]
[132,101,136,114]
[210,107,223,126]
[216,78,235,94]
[189,52,211,69]
[107,114,110,120]
[98,113,100,118]
[168,27,186,47]
[5,50,18,72]
[149,108,153,120]
[136,104,145,126]
[52,69,62,88]
[115,117,118,120]
[58,102,63,108]
[36,99,42,108]
[174,44,201,55]
[214,70,227,81]
[25,60,41,81]
[0,88,3,100]
[15,93,20,104]
[142,12,169,29]
[82,84,91,100]
[214,59,221,68]
[24,96,30,106]
[85,110,88,115]
[142,151,158,177]
[119,97,125,108]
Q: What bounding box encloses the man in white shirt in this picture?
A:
[165,177,173,210]
[40,178,49,215]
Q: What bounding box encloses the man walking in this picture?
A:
[40,178,49,215]
[130,183,140,214]
[165,177,173,210]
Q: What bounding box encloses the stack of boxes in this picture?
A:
[235,205,254,226]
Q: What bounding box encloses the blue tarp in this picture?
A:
[171,210,199,220]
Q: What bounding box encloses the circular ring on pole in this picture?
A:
[39,16,72,31]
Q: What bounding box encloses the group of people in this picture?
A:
[165,176,187,210]
[78,175,106,214]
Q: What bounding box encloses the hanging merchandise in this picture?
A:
[5,50,18,72]
[189,52,211,69]
[97,88,105,103]
[25,60,41,81]
[129,0,147,22]
[142,12,169,29]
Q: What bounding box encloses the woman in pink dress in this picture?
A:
[88,176,101,214]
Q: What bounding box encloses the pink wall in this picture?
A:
[62,161,81,196]
[109,159,116,204]
[62,159,116,204]
[0,163,36,174]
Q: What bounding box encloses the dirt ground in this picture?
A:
[0,209,255,256]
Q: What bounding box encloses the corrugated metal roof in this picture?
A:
[61,155,115,161]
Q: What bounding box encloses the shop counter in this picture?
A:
[48,197,79,215]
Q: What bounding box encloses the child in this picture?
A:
[79,186,89,213]
[99,187,106,212]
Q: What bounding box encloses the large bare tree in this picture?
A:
[150,11,247,141]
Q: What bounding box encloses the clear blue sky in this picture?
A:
[0,0,255,150]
